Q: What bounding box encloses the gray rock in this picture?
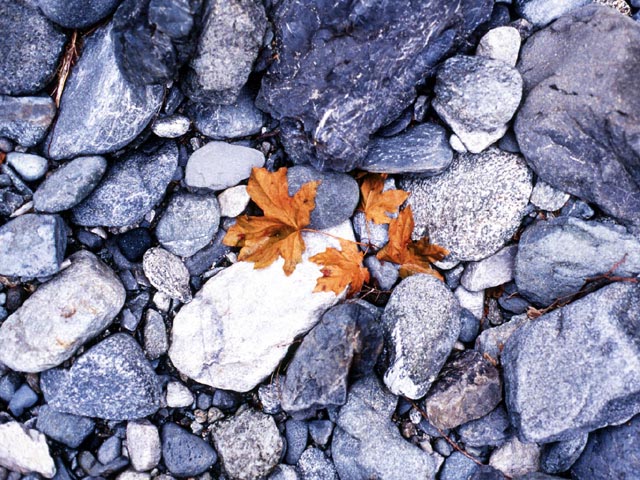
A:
[475,314,530,362]
[6,153,47,181]
[284,420,308,465]
[458,406,512,448]
[515,0,591,26]
[183,0,266,104]
[156,192,221,257]
[161,423,217,477]
[34,156,107,213]
[0,95,56,147]
[41,333,163,420]
[352,212,389,251]
[383,274,461,399]
[439,451,480,480]
[489,436,541,478]
[529,181,570,212]
[515,217,640,306]
[36,405,94,449]
[0,418,56,478]
[97,436,122,465]
[476,26,522,67]
[142,248,192,303]
[287,165,359,230]
[0,374,20,403]
[514,6,640,227]
[308,420,333,447]
[297,447,338,480]
[8,384,38,416]
[433,56,522,153]
[126,420,161,471]
[455,285,485,320]
[502,282,640,443]
[269,465,299,480]
[461,245,517,292]
[401,149,533,262]
[218,185,250,218]
[458,308,480,343]
[561,198,595,220]
[364,256,399,291]
[151,115,190,139]
[360,123,453,175]
[184,141,265,191]
[46,24,164,160]
[212,407,283,480]
[0,214,66,278]
[142,310,168,360]
[541,434,588,474]
[72,141,178,227]
[36,0,122,28]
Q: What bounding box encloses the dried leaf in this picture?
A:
[358,173,409,224]
[310,239,370,297]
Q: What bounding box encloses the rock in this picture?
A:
[352,212,389,251]
[541,434,588,474]
[529,181,570,212]
[161,423,217,477]
[400,149,533,262]
[185,141,265,191]
[0,374,20,403]
[151,115,190,138]
[360,123,453,175]
[116,228,152,263]
[33,156,107,213]
[383,274,461,399]
[455,286,484,320]
[284,420,308,465]
[476,26,521,67]
[332,376,436,480]
[156,192,220,257]
[461,245,517,292]
[98,436,122,465]
[439,451,480,480]
[0,95,56,147]
[308,420,333,447]
[168,221,353,392]
[0,214,67,278]
[8,384,38,416]
[257,0,493,172]
[470,466,507,479]
[475,314,529,361]
[514,6,640,227]
[489,436,541,478]
[424,350,502,430]
[36,405,94,449]
[0,418,56,478]
[515,217,640,306]
[458,406,512,448]
[117,471,150,480]
[165,382,194,408]
[0,0,67,96]
[364,256,399,291]
[458,308,480,343]
[36,0,121,28]
[46,24,164,160]
[183,0,266,104]
[6,153,47,182]
[218,185,250,218]
[72,141,178,227]
[502,282,640,443]
[126,420,161,472]
[433,55,522,153]
[297,447,338,480]
[142,248,192,302]
[515,0,590,26]
[41,333,163,420]
[212,407,283,480]
[211,389,240,411]
[143,310,168,359]
[269,465,300,480]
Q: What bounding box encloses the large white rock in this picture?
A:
[0,419,56,478]
[169,221,354,392]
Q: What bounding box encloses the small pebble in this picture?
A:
[6,152,48,181]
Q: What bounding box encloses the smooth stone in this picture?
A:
[0,374,20,403]
[0,96,55,147]
[0,214,67,278]
[143,310,168,360]
[126,420,161,472]
[476,26,521,66]
[461,245,517,292]
[142,247,192,303]
[161,423,217,477]
[6,153,47,182]
[458,308,480,343]
[296,447,338,480]
[284,420,308,465]
[151,115,190,138]
[541,434,588,474]
[97,436,122,465]
[364,256,399,291]
[458,406,512,448]
[454,286,484,320]
[268,465,299,480]
[116,228,152,263]
[36,0,122,28]
[515,0,591,26]
[529,181,570,212]
[36,405,94,449]
[212,389,240,411]
[449,134,467,153]
[165,382,194,408]
[218,185,250,218]
[0,419,56,478]
[352,212,389,251]
[8,385,38,416]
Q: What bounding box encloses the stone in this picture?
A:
[0,214,67,278]
[515,0,590,26]
[364,256,399,291]
[332,376,436,480]
[0,95,56,147]
[211,389,240,411]
[269,465,300,480]
[165,382,194,408]
[360,123,453,175]
[424,350,502,430]
[33,156,107,213]
[142,248,192,303]
[529,181,570,212]
[308,420,333,447]
[439,451,480,480]
[0,0,67,96]
[489,436,541,478]
[455,286,484,320]
[116,228,152,263]
[98,436,122,465]
[458,406,512,448]
[400,149,533,262]
[36,406,94,449]
[502,282,640,443]
[41,333,163,420]
[151,115,191,138]
[284,420,308,465]
[46,24,164,160]
[156,192,221,257]
[169,221,353,392]
[383,274,461,399]
[461,245,517,292]
[8,385,38,416]
[352,212,389,251]
[117,471,150,480]
[541,434,588,474]
[143,310,168,360]
[126,420,161,471]
[476,26,521,67]
[257,0,494,172]
[458,308,480,343]
[0,375,20,403]
[185,141,265,191]
[475,314,529,361]
[161,423,217,477]
[183,0,266,104]
[212,407,283,480]
[6,153,47,182]
[72,141,178,227]
[514,6,640,227]
[297,447,338,480]
[0,418,56,478]
[36,0,121,28]
[218,185,250,218]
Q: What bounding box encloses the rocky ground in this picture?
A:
[1,0,640,479]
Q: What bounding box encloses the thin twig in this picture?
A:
[54,31,79,107]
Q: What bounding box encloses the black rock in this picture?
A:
[0,96,56,148]
[116,228,153,262]
[36,0,123,29]
[36,405,95,448]
[161,422,218,477]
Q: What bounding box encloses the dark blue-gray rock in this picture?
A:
[0,190,23,217]
[142,247,192,303]
[475,314,529,361]
[515,217,640,306]
[72,141,178,227]
[489,436,541,477]
[561,198,594,220]
[0,374,21,403]
[401,149,532,262]
[0,96,55,147]
[515,0,591,26]
[6,153,47,182]
[46,24,164,160]
[360,123,453,175]
[433,55,522,153]
[382,274,461,399]
[540,434,588,474]
[287,166,359,230]
[308,420,333,447]
[183,229,230,275]
[36,405,95,448]
[364,256,399,291]
[439,451,481,480]
[8,384,38,416]
[458,406,511,448]
[156,192,221,257]
[461,245,517,292]
[161,423,217,477]
[183,0,266,104]
[470,466,507,480]
[353,212,389,251]
[502,282,640,443]
[297,447,338,480]
[514,5,640,227]
[115,228,152,263]
[571,414,640,479]
[0,214,66,277]
[33,156,107,213]
[497,283,530,314]
[284,420,308,465]
[0,0,67,96]
[458,308,480,343]
[41,333,163,420]
[97,436,122,465]
[36,0,122,28]
[257,0,494,172]
[332,376,437,480]
[424,350,502,430]
[211,389,240,411]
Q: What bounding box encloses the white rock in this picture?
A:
[6,152,48,181]
[476,26,522,67]
[151,115,190,138]
[460,245,517,292]
[489,436,541,477]
[455,286,485,319]
[165,381,194,408]
[117,471,151,480]
[0,419,56,478]
[169,221,354,392]
[218,185,250,218]
[530,180,570,211]
[142,248,192,303]
[126,420,161,472]
[449,134,467,153]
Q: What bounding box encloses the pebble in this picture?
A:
[476,26,521,67]
[269,465,300,480]
[352,212,389,251]
[151,115,190,139]
[143,310,168,360]
[297,447,338,480]
[126,420,161,472]
[0,374,20,403]
[458,308,481,343]
[97,436,122,465]
[8,384,38,417]
[218,185,250,218]
[529,181,570,212]
[461,245,517,292]
[515,0,590,26]
[0,95,56,147]
[142,247,192,303]
[475,314,529,361]
[6,153,47,182]
[284,420,308,465]
[0,418,56,478]
[540,434,588,474]
[308,420,334,447]
[439,451,480,480]
[364,256,399,291]
[165,382,194,408]
[489,436,541,478]
[458,406,512,448]
[454,286,485,320]
[35,0,121,28]
[161,423,217,477]
[116,228,153,263]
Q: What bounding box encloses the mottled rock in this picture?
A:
[161,423,217,477]
[36,405,94,449]
[0,95,56,147]
[297,447,338,480]
[515,0,590,26]
[126,420,161,472]
[458,406,512,448]
[475,314,529,361]
[489,436,541,478]
[529,181,570,212]
[461,245,517,292]
[0,418,56,478]
[36,0,122,28]
[440,451,480,480]
[284,420,308,465]
[541,434,588,474]
[476,26,521,67]
[165,381,194,408]
[142,248,192,303]
[308,420,333,447]
[6,153,47,181]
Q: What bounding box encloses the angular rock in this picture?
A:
[352,212,389,251]
[297,447,338,480]
[41,333,163,420]
[529,181,570,212]
[218,185,250,218]
[6,153,48,181]
[126,420,161,472]
[46,24,164,160]
[161,423,217,477]
[0,95,56,147]
[514,6,640,227]
[142,247,192,303]
[502,282,640,442]
[36,0,122,28]
[458,406,512,448]
[541,434,588,474]
[364,256,399,291]
[36,405,94,449]
[401,148,533,262]
[308,420,333,447]
[461,245,517,292]
[165,381,194,408]
[0,418,56,478]
[476,26,521,67]
[489,436,541,478]
[515,0,590,26]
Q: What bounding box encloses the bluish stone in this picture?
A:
[36,405,95,448]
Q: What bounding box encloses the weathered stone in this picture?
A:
[143,310,168,360]
[455,286,485,320]
[142,248,192,303]
[284,420,307,465]
[165,381,193,408]
[476,26,521,67]
[0,95,56,147]
[475,314,530,361]
[489,436,541,478]
[161,423,217,477]
[126,420,161,472]
[151,115,190,138]
[541,434,588,474]
[515,0,590,26]
[218,185,250,218]
[36,405,94,449]
[297,447,338,480]
[6,153,47,181]
[529,181,570,212]
[0,418,56,478]
[458,406,512,448]
[461,245,517,292]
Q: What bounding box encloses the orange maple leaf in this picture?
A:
[358,173,410,224]
[376,206,449,280]
[223,167,320,275]
[310,239,370,297]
